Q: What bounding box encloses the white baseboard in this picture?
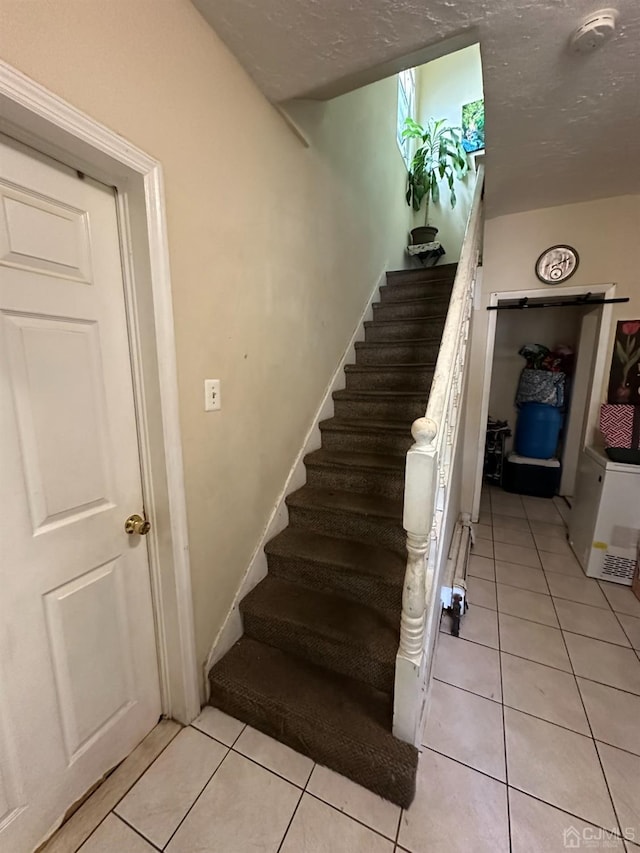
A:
[203,266,389,692]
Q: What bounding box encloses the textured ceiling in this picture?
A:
[192,0,640,217]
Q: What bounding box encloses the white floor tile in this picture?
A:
[306,764,400,840]
[475,522,493,541]
[539,551,585,577]
[440,603,499,649]
[600,583,640,618]
[564,633,640,694]
[434,633,502,701]
[619,614,640,650]
[501,653,589,734]
[528,520,569,540]
[492,525,536,549]
[472,537,494,559]
[466,576,497,610]
[423,680,505,781]
[497,584,559,627]
[578,679,640,756]
[78,815,157,853]
[166,751,300,853]
[234,726,314,787]
[191,706,245,746]
[115,727,227,849]
[494,542,541,569]
[468,554,495,581]
[545,571,609,609]
[597,743,640,843]
[398,750,509,853]
[281,793,393,852]
[504,708,617,829]
[509,788,625,853]
[495,561,548,594]
[555,600,631,646]
[492,513,531,531]
[498,613,571,671]
[534,535,574,557]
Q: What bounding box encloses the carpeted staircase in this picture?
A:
[208,263,457,808]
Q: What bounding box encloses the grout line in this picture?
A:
[160,745,234,849]
[394,803,403,849]
[66,723,182,853]
[111,814,163,851]
[496,593,513,853]
[506,784,628,841]
[304,789,400,844]
[276,756,316,852]
[423,746,506,787]
[535,529,624,842]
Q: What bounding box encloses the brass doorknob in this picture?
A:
[124,513,151,535]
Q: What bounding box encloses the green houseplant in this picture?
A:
[403,117,469,245]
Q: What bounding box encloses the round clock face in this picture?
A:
[535,245,579,284]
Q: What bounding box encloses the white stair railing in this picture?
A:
[393,166,485,745]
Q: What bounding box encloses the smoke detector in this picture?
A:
[570,9,618,53]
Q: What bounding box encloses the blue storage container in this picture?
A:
[514,402,562,459]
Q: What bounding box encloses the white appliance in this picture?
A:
[569,446,640,585]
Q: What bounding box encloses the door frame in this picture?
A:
[0,61,200,724]
[471,281,616,521]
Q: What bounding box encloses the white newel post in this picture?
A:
[393,417,438,745]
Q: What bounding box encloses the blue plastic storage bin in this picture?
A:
[514,402,562,459]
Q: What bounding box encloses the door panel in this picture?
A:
[0,134,161,851]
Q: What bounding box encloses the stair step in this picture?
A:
[380,279,453,303]
[208,637,418,807]
[364,316,446,342]
[286,485,404,553]
[241,576,398,693]
[333,388,426,421]
[355,338,441,365]
[372,296,451,321]
[304,448,405,498]
[385,263,457,284]
[319,416,413,455]
[344,363,434,392]
[265,528,404,614]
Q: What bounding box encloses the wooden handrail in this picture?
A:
[393,166,484,745]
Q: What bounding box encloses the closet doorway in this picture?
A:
[474,283,617,513]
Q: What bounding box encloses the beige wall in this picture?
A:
[415,44,484,261]
[462,194,640,512]
[0,0,413,671]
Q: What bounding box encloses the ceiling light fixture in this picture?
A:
[569,9,618,54]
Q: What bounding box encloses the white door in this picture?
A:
[0,135,161,852]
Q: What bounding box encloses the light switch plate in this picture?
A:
[204,379,221,411]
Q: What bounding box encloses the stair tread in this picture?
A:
[265,528,405,583]
[208,637,418,807]
[333,388,427,400]
[355,337,441,347]
[372,296,451,309]
[364,315,447,326]
[319,416,412,435]
[286,485,403,521]
[344,362,435,372]
[304,448,405,472]
[386,263,457,281]
[242,576,398,662]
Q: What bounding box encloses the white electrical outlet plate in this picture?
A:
[204,379,221,411]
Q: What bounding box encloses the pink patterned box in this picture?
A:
[600,404,640,449]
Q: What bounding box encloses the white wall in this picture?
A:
[415,44,484,261]
[462,193,640,515]
[0,0,413,672]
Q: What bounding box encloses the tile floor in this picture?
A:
[58,487,640,853]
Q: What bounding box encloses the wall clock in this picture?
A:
[535,245,579,284]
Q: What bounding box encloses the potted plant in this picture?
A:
[403,117,469,245]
